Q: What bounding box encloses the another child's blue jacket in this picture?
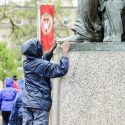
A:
[10,93,23,125]
[0,77,18,111]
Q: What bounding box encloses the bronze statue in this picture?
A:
[71,0,100,42]
[100,0,124,42]
[58,0,101,42]
[58,0,125,42]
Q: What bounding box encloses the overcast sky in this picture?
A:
[0,0,30,4]
[0,0,78,6]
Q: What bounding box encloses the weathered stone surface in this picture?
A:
[70,42,125,51]
[55,51,125,125]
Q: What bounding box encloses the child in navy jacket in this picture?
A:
[22,38,70,125]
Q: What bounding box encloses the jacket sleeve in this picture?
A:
[44,56,69,78]
[43,52,53,61]
[9,95,18,125]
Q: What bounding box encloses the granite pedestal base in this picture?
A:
[50,43,125,125]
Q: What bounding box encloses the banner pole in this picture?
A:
[36,0,41,41]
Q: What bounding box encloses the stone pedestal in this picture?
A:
[50,43,125,125]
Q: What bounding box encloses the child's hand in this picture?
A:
[62,41,70,57]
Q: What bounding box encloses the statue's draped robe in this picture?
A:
[73,0,99,41]
[106,0,123,41]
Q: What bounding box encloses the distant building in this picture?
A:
[0,0,31,5]
[0,0,77,42]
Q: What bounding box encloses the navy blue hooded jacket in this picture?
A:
[22,38,69,111]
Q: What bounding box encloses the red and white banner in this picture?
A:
[40,5,54,51]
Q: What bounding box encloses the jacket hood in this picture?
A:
[4,77,14,87]
[22,38,43,58]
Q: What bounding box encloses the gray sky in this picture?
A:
[0,0,78,6]
[0,0,30,5]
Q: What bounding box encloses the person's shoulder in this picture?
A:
[0,87,16,93]
[0,88,5,93]
[1,87,9,91]
[37,58,50,66]
[9,87,19,93]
